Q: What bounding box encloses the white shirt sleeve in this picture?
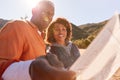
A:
[2,60,34,80]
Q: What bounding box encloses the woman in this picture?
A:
[45,17,80,69]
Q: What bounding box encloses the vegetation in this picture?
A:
[71,20,108,49]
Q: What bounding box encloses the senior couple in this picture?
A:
[0,0,80,80]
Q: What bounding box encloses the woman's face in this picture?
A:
[53,23,67,44]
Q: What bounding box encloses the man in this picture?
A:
[0,0,76,80]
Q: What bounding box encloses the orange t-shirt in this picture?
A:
[0,20,46,79]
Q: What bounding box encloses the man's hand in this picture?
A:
[29,55,76,80]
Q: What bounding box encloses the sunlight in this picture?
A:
[25,0,41,9]
[25,0,54,9]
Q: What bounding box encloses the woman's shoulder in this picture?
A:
[67,41,77,48]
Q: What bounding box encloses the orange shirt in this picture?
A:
[0,20,46,78]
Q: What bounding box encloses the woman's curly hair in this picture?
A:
[45,17,72,44]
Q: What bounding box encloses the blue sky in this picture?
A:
[0,0,120,26]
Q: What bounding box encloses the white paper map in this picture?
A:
[70,13,120,80]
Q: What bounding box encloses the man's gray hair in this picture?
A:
[37,0,54,8]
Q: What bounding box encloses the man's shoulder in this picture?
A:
[5,20,30,28]
[9,20,27,25]
[0,20,30,32]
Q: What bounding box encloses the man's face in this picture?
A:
[35,4,54,31]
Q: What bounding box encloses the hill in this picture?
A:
[71,23,88,40]
[71,20,108,48]
[71,20,108,40]
[0,19,10,28]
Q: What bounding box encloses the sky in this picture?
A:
[0,0,120,26]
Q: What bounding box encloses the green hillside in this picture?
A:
[71,20,108,48]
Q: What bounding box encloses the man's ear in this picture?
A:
[32,8,36,15]
[32,7,42,15]
[32,7,40,15]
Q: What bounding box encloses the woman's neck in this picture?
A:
[56,41,66,46]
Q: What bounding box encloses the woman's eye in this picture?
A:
[62,29,66,31]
